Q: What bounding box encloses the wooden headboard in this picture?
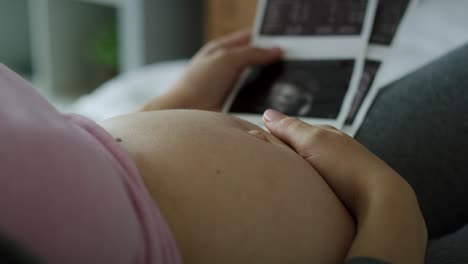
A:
[204,0,258,42]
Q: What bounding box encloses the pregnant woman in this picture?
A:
[1,30,449,264]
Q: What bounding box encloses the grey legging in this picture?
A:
[356,43,468,262]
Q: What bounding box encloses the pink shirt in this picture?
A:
[0,64,182,264]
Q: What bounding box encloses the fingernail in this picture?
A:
[263,109,285,123]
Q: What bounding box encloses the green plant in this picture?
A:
[90,24,118,69]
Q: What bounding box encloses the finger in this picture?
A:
[262,109,320,156]
[202,29,251,54]
[318,125,339,131]
[230,46,283,69]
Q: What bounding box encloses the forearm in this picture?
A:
[139,83,222,112]
[347,176,427,264]
[138,88,190,112]
[314,147,427,263]
[139,95,176,112]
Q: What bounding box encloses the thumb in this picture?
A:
[262,109,320,157]
[232,46,283,69]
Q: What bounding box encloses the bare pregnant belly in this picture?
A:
[101,110,355,264]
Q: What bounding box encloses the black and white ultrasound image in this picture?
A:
[345,60,381,125]
[229,60,355,119]
[260,0,368,36]
[370,0,411,45]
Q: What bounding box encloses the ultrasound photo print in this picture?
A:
[370,0,411,45]
[345,60,381,124]
[229,60,355,119]
[260,0,368,36]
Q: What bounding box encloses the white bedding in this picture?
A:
[72,0,468,122]
[71,60,188,121]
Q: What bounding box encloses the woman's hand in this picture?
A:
[140,30,282,112]
[262,109,428,264]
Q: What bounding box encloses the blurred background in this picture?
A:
[1,0,467,120]
[0,0,256,107]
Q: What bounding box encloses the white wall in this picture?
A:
[143,0,203,63]
[0,0,32,75]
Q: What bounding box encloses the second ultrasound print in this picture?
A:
[230,60,355,119]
